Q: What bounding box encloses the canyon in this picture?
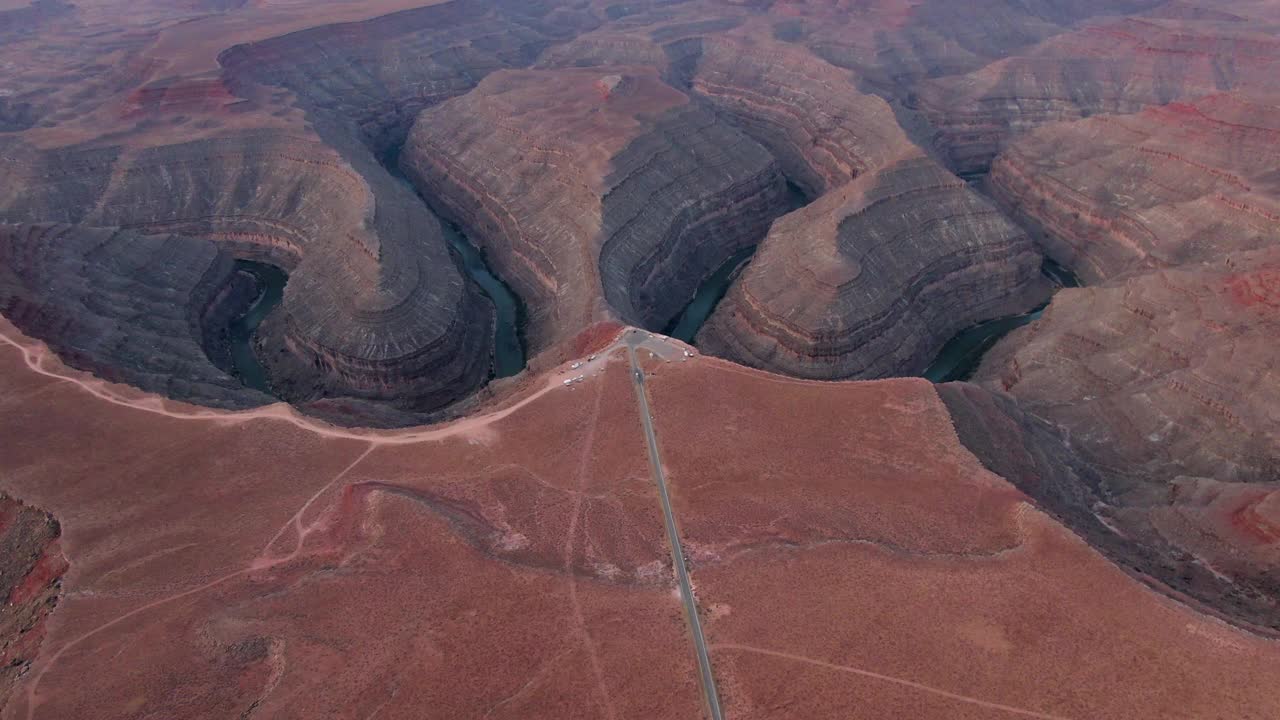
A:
[0,0,1278,718]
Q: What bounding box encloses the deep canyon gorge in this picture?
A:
[1,0,1278,718]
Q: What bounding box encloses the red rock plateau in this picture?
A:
[914,9,1280,174]
[959,61,1280,633]
[4,320,1280,719]
[962,247,1280,630]
[989,93,1280,283]
[2,0,1280,718]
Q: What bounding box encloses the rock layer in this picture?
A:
[976,247,1280,498]
[698,154,1047,379]
[988,93,1280,283]
[677,35,914,198]
[939,379,1280,633]
[400,66,790,349]
[0,223,263,408]
[915,14,1280,174]
[0,133,495,415]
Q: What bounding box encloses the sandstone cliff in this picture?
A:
[975,248,1280,494]
[0,223,265,408]
[988,93,1280,284]
[677,35,914,198]
[939,378,1280,634]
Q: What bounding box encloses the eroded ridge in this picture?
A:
[954,247,1280,632]
[988,94,1280,284]
[400,66,791,350]
[914,13,1280,175]
[698,155,1047,379]
[0,132,494,422]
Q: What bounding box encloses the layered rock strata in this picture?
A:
[0,222,265,408]
[218,0,599,156]
[988,94,1280,283]
[755,0,1164,93]
[914,14,1280,174]
[400,66,790,349]
[675,35,915,198]
[975,249,1280,495]
[0,133,495,414]
[939,380,1280,634]
[698,154,1047,379]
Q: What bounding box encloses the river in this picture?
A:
[922,258,1080,383]
[226,260,287,393]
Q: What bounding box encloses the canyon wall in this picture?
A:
[947,83,1280,634]
[0,223,263,408]
[677,35,912,197]
[988,93,1280,283]
[400,66,790,348]
[0,133,496,414]
[698,155,1047,379]
[939,378,1280,633]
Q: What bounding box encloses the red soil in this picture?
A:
[1226,270,1280,309]
[645,358,1280,720]
[0,320,700,720]
[3,319,1280,719]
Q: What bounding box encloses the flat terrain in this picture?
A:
[4,319,1280,719]
[0,319,703,719]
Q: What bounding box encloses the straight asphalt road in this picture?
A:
[625,333,725,720]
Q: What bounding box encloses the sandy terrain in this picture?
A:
[646,358,1280,720]
[0,318,702,720]
[4,316,1280,718]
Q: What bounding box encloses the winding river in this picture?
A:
[923,258,1080,383]
[664,180,811,343]
[227,260,287,393]
[440,221,526,377]
[665,247,755,343]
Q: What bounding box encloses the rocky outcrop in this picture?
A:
[677,35,915,198]
[975,248,1280,489]
[914,14,1280,174]
[938,380,1280,634]
[0,133,495,415]
[400,66,790,349]
[988,93,1280,283]
[697,154,1047,379]
[942,84,1280,637]
[0,494,66,711]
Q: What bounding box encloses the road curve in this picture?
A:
[624,330,725,720]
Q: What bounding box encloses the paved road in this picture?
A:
[624,331,724,720]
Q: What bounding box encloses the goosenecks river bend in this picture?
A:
[222,162,1075,396]
[922,258,1080,383]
